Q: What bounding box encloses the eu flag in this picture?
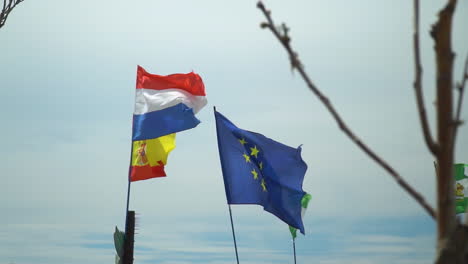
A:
[214,110,308,234]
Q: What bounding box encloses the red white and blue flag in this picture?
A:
[129,66,207,181]
[132,65,207,140]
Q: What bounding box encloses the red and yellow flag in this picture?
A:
[130,133,176,182]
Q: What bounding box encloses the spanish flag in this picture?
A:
[130,66,207,181]
[130,134,176,181]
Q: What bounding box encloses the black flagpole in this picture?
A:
[125,109,138,237]
[125,137,134,230]
[293,237,297,264]
[125,162,132,227]
[228,204,240,264]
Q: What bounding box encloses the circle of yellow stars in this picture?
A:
[239,137,267,192]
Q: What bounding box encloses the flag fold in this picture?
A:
[289,193,312,239]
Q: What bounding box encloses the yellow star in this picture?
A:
[250,145,260,158]
[243,153,251,163]
[259,162,263,170]
[261,179,267,192]
[251,169,259,180]
[239,138,247,145]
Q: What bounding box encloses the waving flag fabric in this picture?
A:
[455,163,468,214]
[130,134,176,181]
[289,193,312,239]
[214,110,309,234]
[130,66,207,182]
[133,65,207,141]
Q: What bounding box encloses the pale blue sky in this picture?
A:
[1,0,467,263]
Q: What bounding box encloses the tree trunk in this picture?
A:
[432,0,457,262]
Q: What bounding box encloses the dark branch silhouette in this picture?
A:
[430,0,457,252]
[453,54,468,149]
[0,0,24,29]
[413,0,439,155]
[258,0,468,262]
[256,1,436,219]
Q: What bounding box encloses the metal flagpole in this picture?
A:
[125,142,134,230]
[292,238,297,264]
[125,179,131,216]
[214,106,239,264]
[123,131,135,264]
[125,101,137,232]
[228,204,240,264]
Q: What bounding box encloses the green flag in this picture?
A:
[114,226,125,264]
[455,164,468,214]
[289,225,298,239]
[289,193,312,239]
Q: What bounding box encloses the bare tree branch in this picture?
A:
[431,0,457,250]
[438,63,468,261]
[257,1,436,219]
[2,0,7,14]
[452,54,468,148]
[0,0,24,29]
[413,0,439,155]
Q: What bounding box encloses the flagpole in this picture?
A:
[125,180,131,214]
[228,204,240,264]
[126,89,137,231]
[125,111,136,232]
[292,238,297,264]
[125,142,134,231]
[214,106,239,264]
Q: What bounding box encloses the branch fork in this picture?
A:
[257,0,436,218]
[0,0,24,29]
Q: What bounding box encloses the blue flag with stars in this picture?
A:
[214,110,308,234]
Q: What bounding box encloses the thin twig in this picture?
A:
[257,1,436,219]
[0,0,24,29]
[452,53,468,148]
[413,0,439,155]
[2,0,7,14]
